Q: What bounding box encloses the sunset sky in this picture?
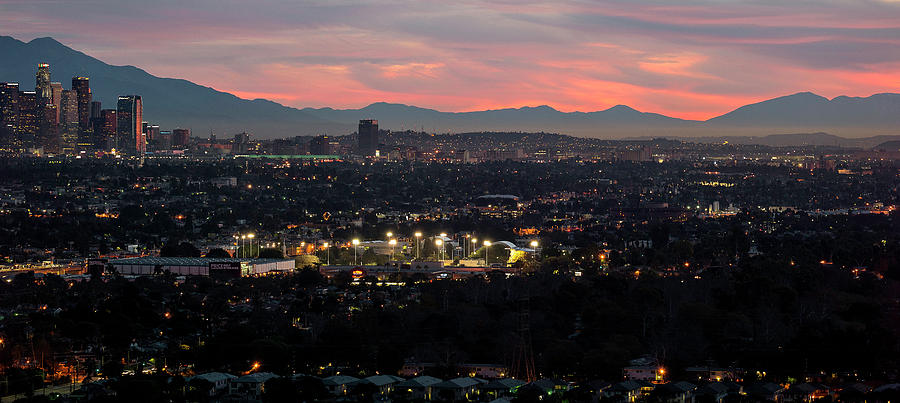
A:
[2,0,899,120]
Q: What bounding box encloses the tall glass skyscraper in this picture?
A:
[116,95,143,154]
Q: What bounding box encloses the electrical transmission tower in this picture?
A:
[511,296,536,381]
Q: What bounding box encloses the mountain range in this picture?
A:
[1,36,898,140]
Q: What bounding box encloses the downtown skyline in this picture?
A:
[1,0,899,120]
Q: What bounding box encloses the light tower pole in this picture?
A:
[414,232,422,260]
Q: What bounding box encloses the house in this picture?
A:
[190,372,237,397]
[361,374,405,395]
[228,372,279,402]
[531,378,570,393]
[584,380,612,403]
[685,366,735,382]
[694,382,730,403]
[784,383,831,402]
[650,382,696,403]
[322,375,360,396]
[606,381,648,403]
[624,365,664,382]
[480,378,527,399]
[745,382,785,402]
[396,376,444,400]
[433,377,485,401]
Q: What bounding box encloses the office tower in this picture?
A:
[172,128,190,148]
[144,123,159,151]
[309,135,331,155]
[38,103,59,153]
[16,91,39,149]
[72,77,92,143]
[116,95,143,154]
[97,109,117,151]
[59,90,79,153]
[50,82,62,124]
[358,119,378,156]
[91,101,102,119]
[0,83,20,143]
[36,64,52,100]
[159,130,172,150]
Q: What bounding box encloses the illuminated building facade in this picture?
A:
[0,83,19,144]
[72,77,92,148]
[59,89,79,153]
[358,119,378,156]
[116,95,143,154]
[35,64,52,100]
[16,91,39,149]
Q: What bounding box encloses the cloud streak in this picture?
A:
[1,0,898,119]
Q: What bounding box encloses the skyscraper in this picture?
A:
[116,95,143,154]
[35,64,52,100]
[50,82,62,124]
[358,119,378,156]
[72,77,92,148]
[0,83,20,143]
[60,90,79,153]
[16,91,39,150]
[98,109,117,151]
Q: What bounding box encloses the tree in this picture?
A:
[205,248,232,258]
[258,248,284,259]
[160,242,201,257]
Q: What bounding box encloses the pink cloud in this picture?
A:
[1,0,899,121]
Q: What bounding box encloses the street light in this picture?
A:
[386,232,393,238]
[530,240,539,258]
[247,234,255,258]
[389,239,397,260]
[414,232,422,260]
[483,240,492,266]
[322,242,330,265]
[352,239,360,265]
[241,235,246,258]
[471,238,478,259]
[435,239,444,261]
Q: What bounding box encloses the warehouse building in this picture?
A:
[107,257,294,277]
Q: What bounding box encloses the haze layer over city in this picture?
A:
[0,1,898,403]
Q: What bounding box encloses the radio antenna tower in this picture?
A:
[511,295,536,381]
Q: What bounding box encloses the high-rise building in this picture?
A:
[172,128,190,148]
[98,109,117,151]
[309,135,332,155]
[116,95,143,154]
[144,123,160,151]
[16,91,39,149]
[50,82,62,124]
[38,103,59,153]
[358,119,378,156]
[0,83,20,143]
[36,64,52,100]
[158,130,172,150]
[59,90,79,153]
[72,77,92,147]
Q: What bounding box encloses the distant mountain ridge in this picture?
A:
[0,35,898,139]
